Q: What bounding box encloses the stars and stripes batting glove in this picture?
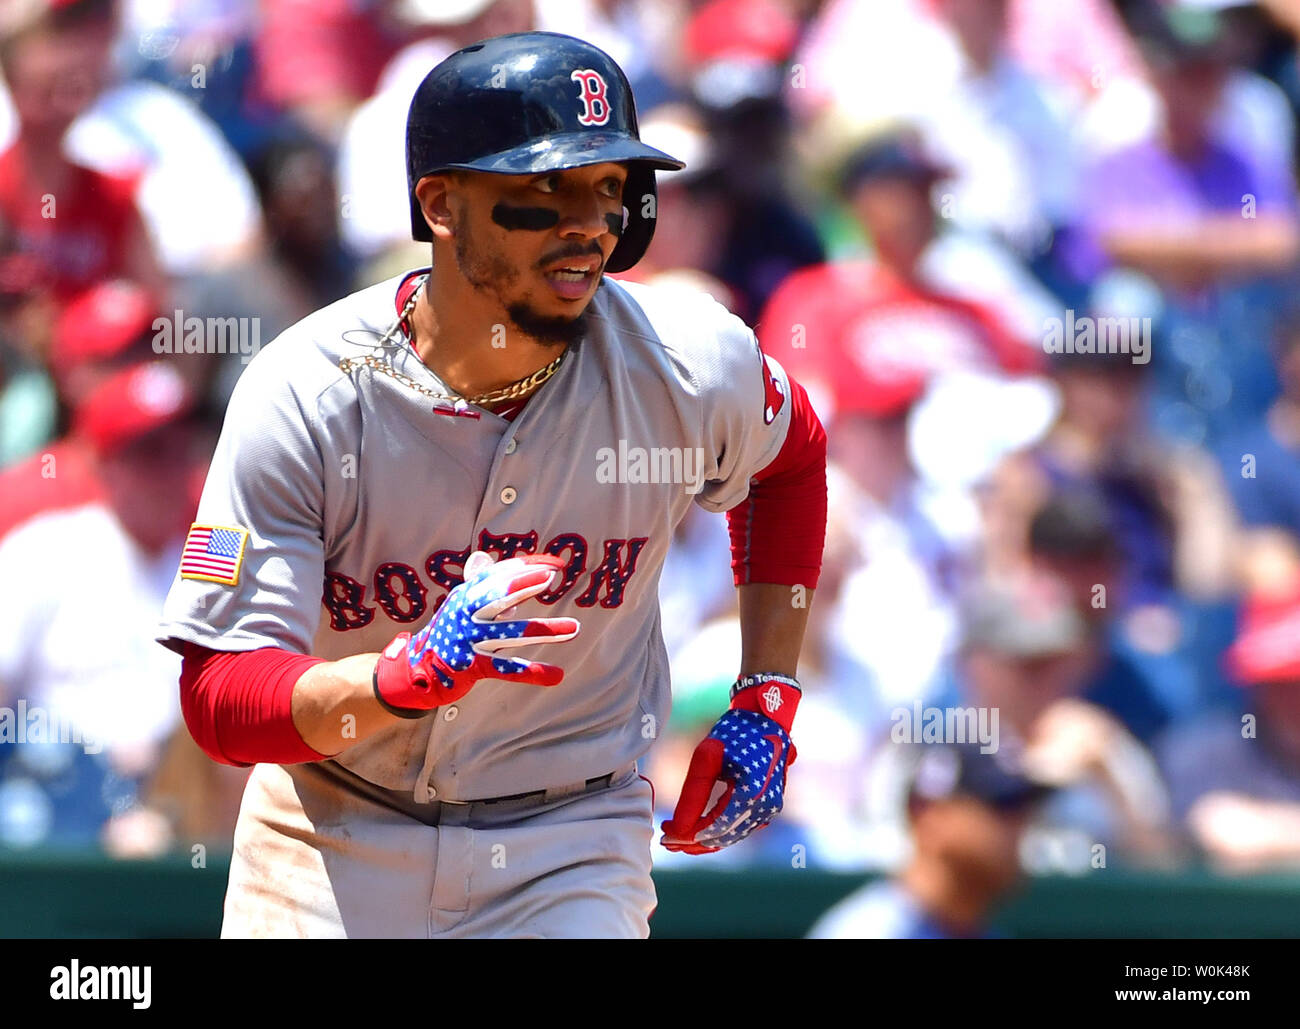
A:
[660,673,801,853]
[373,550,580,718]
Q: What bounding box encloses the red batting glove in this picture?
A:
[373,550,580,717]
[661,674,801,853]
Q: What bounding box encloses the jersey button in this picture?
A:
[500,486,517,505]
[504,438,517,455]
[443,706,459,722]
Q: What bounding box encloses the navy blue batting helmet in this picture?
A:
[405,31,685,273]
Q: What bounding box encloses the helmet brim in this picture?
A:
[409,134,685,242]
[436,132,685,176]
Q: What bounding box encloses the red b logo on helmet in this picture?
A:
[571,69,611,126]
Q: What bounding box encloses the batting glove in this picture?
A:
[373,550,579,717]
[660,673,801,853]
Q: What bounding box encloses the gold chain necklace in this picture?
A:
[338,275,566,408]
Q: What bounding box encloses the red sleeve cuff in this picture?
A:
[179,643,330,767]
[725,375,828,588]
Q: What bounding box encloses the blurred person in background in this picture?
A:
[0,0,163,301]
[901,0,1082,269]
[983,347,1238,680]
[0,280,163,534]
[789,0,1087,289]
[1081,2,1299,447]
[904,573,1176,867]
[337,0,536,267]
[117,0,275,161]
[677,0,824,323]
[1085,3,1299,293]
[0,0,261,282]
[807,741,1053,938]
[1025,490,1185,740]
[759,131,1042,397]
[111,709,249,858]
[1156,575,1300,873]
[0,361,212,855]
[621,103,737,309]
[1247,0,1300,127]
[181,131,361,411]
[792,0,1142,143]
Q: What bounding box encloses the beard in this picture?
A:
[454,214,591,349]
[505,301,590,347]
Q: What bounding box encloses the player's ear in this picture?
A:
[415,172,461,241]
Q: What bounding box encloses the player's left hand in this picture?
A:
[660,674,801,853]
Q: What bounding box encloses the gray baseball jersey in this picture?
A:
[157,272,794,806]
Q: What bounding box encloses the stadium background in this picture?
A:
[1,0,1299,938]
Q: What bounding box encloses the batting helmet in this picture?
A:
[405,31,685,273]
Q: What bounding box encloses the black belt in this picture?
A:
[301,760,631,827]
[477,771,618,805]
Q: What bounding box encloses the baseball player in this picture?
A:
[156,31,827,938]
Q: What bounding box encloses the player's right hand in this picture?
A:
[372,550,579,718]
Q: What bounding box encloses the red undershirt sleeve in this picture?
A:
[725,374,828,588]
[178,643,331,767]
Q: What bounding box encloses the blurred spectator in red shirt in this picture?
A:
[0,280,163,537]
[0,0,262,280]
[0,0,163,300]
[759,131,1040,425]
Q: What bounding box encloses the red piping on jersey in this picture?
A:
[178,643,329,767]
[725,375,827,588]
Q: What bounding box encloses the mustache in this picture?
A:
[536,243,605,270]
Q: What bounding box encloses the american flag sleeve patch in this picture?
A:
[180,524,249,585]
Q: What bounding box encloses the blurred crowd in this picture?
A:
[1,0,1300,934]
